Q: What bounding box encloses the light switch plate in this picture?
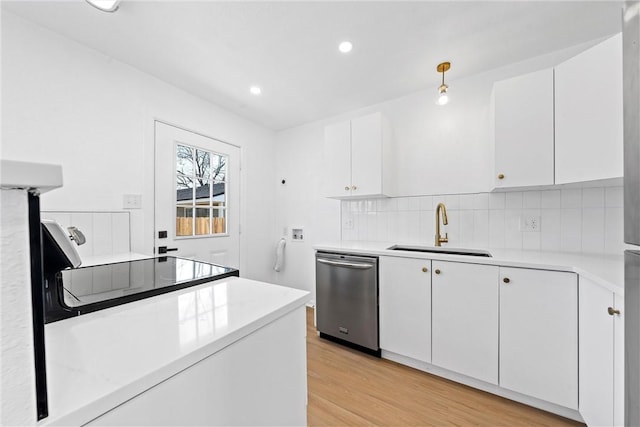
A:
[520,215,541,232]
[123,194,142,209]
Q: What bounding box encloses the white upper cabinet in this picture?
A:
[493,68,554,188]
[554,33,623,184]
[499,267,578,410]
[324,120,352,197]
[323,112,394,199]
[491,33,622,189]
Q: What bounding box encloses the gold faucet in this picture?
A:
[435,202,448,247]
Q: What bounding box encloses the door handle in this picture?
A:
[158,246,178,254]
[317,258,373,269]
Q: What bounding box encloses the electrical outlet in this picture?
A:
[520,215,541,232]
[123,194,142,209]
[344,218,354,230]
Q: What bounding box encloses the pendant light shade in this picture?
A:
[436,62,451,106]
[86,0,121,12]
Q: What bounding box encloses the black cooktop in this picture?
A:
[44,256,239,323]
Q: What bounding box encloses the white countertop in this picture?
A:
[0,159,63,193]
[314,241,624,294]
[42,276,310,426]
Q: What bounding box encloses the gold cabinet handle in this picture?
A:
[422,267,428,273]
[498,174,505,180]
[608,307,621,316]
[351,185,357,190]
[434,269,441,275]
[503,277,510,284]
[344,186,350,191]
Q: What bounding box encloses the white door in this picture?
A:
[154,121,240,268]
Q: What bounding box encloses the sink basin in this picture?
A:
[387,245,492,257]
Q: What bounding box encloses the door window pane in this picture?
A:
[211,181,226,207]
[195,208,211,235]
[196,149,211,179]
[211,154,226,181]
[194,180,210,206]
[176,177,194,203]
[174,143,228,238]
[176,207,193,237]
[212,208,226,234]
[176,145,194,176]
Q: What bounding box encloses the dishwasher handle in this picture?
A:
[317,258,374,269]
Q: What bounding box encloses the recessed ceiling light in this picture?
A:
[338,41,353,53]
[86,0,121,12]
[250,86,262,95]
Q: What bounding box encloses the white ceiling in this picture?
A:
[3,1,623,131]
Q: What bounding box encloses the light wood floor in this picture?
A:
[306,307,584,426]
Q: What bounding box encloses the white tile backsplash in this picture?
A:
[459,194,475,210]
[540,209,562,251]
[407,197,421,211]
[505,192,523,209]
[489,192,506,210]
[541,190,561,209]
[488,210,506,248]
[41,211,131,257]
[396,197,410,211]
[560,208,582,252]
[606,186,624,207]
[418,195,433,211]
[581,208,605,254]
[522,191,541,209]
[474,193,490,210]
[341,185,624,255]
[561,188,582,209]
[582,187,605,208]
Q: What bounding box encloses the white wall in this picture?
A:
[272,123,341,291]
[271,37,618,300]
[1,12,277,281]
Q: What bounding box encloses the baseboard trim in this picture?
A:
[381,350,584,423]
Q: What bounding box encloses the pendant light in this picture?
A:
[436,62,451,106]
[86,0,122,12]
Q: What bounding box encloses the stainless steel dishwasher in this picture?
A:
[315,252,379,355]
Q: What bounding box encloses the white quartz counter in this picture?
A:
[314,241,624,294]
[41,276,310,426]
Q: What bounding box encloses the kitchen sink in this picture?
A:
[387,245,492,257]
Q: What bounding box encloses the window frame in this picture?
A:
[173,141,229,240]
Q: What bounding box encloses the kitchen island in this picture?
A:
[42,276,310,426]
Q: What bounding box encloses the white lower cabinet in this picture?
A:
[87,307,307,426]
[377,254,620,420]
[499,267,578,410]
[579,276,624,426]
[379,256,431,362]
[432,261,499,384]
